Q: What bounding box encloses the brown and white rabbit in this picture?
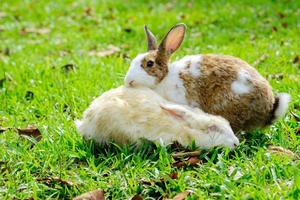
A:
[75,86,239,149]
[124,24,290,132]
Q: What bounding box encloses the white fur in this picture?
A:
[155,60,189,105]
[179,55,202,77]
[124,53,156,88]
[231,70,252,95]
[274,93,290,121]
[76,86,239,149]
[155,55,202,106]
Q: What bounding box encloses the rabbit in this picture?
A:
[75,86,239,149]
[124,23,291,132]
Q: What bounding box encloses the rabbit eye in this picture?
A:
[146,60,154,67]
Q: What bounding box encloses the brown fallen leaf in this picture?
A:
[172,160,185,168]
[268,146,296,159]
[172,151,201,159]
[169,172,178,179]
[17,125,42,141]
[293,55,299,64]
[272,26,278,32]
[187,156,202,166]
[253,54,268,67]
[84,7,93,16]
[131,194,143,200]
[36,176,74,187]
[74,189,105,200]
[172,191,190,200]
[173,156,202,168]
[296,127,300,135]
[88,45,120,57]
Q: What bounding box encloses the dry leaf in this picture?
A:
[187,157,201,166]
[172,160,185,168]
[169,172,178,179]
[293,55,299,64]
[253,54,268,67]
[84,7,93,16]
[36,176,74,187]
[172,191,190,200]
[268,146,296,159]
[296,127,300,135]
[17,125,42,141]
[173,156,202,168]
[172,151,201,159]
[74,189,105,200]
[131,194,143,200]
[88,45,120,57]
[272,26,278,32]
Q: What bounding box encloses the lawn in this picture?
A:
[0,0,299,199]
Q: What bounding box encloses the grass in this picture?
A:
[0,0,299,199]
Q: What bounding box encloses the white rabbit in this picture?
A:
[124,24,290,132]
[75,86,239,149]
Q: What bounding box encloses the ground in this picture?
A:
[0,0,299,199]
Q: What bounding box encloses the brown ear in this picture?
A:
[158,23,186,56]
[160,104,185,120]
[144,25,158,51]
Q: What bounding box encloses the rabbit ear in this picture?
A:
[160,104,186,120]
[158,23,186,56]
[144,25,158,51]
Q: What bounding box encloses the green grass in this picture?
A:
[0,0,300,199]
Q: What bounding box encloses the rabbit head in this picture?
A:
[160,104,240,149]
[125,24,186,88]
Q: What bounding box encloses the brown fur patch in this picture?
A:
[180,54,275,132]
[141,50,168,83]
